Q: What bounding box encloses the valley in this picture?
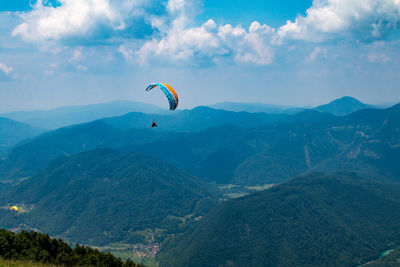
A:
[1,97,400,266]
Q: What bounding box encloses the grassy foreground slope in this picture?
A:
[0,229,141,267]
[0,258,58,267]
[158,172,400,267]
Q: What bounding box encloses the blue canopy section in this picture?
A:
[146,83,178,111]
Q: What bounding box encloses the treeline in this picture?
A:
[0,229,142,267]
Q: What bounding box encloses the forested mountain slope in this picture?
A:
[0,150,218,246]
[2,103,399,185]
[158,172,400,267]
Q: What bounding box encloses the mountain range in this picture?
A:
[0,107,334,181]
[0,96,399,266]
[158,171,400,267]
[210,96,372,116]
[0,96,373,132]
[209,102,302,114]
[2,103,400,186]
[0,101,166,129]
[101,106,287,131]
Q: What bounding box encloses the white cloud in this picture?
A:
[10,0,400,68]
[136,19,223,64]
[305,47,327,62]
[276,0,400,43]
[135,0,275,66]
[0,62,13,75]
[221,22,275,65]
[135,19,274,65]
[11,0,158,44]
[12,0,117,42]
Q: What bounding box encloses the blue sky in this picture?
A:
[1,0,400,112]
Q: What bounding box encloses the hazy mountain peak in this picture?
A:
[314,96,370,116]
[330,96,364,104]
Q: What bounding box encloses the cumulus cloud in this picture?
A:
[12,0,275,66]
[276,0,400,43]
[0,62,13,75]
[117,0,400,65]
[12,0,159,44]
[11,0,400,67]
[134,0,275,66]
[136,19,224,64]
[135,19,274,65]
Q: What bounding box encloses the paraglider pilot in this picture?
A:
[152,120,158,127]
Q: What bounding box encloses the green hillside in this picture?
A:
[0,120,123,179]
[2,103,400,185]
[0,149,218,246]
[158,172,400,267]
[125,103,400,184]
[0,229,141,267]
[363,246,400,266]
[0,117,45,157]
[0,107,331,182]
[102,106,287,131]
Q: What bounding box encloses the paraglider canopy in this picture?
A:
[10,206,18,212]
[146,82,179,111]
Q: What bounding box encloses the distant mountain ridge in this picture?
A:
[158,171,400,267]
[1,101,166,129]
[1,96,374,131]
[101,106,287,131]
[0,117,45,157]
[1,103,400,184]
[0,107,336,181]
[211,96,374,116]
[209,102,303,114]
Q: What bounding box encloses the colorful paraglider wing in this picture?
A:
[10,206,18,212]
[146,83,179,110]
